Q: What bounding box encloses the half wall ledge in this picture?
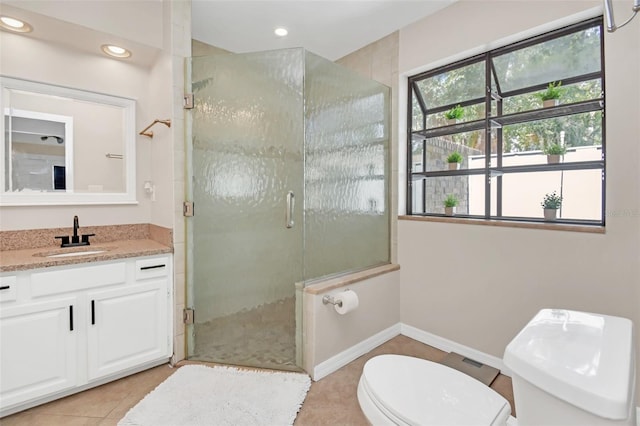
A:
[303,263,400,295]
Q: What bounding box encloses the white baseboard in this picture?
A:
[312,323,401,381]
[400,323,511,376]
[313,322,514,382]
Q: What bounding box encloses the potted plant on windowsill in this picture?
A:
[444,104,464,125]
[447,151,463,170]
[541,191,562,221]
[543,143,567,164]
[444,194,458,216]
[536,81,563,108]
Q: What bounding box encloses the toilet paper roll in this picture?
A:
[334,290,359,315]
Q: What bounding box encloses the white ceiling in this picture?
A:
[192,1,455,61]
[3,0,164,49]
[1,0,454,66]
[1,1,164,68]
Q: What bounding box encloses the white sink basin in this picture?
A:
[47,250,106,258]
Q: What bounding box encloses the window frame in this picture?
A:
[406,17,606,226]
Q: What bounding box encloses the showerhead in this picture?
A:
[605,0,640,32]
[40,135,64,144]
[605,0,616,32]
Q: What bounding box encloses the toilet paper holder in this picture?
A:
[322,294,343,307]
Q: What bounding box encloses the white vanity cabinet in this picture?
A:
[0,254,173,417]
[87,257,171,381]
[0,293,79,409]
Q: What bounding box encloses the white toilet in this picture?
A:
[504,308,636,426]
[357,309,636,426]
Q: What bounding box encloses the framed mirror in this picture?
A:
[1,76,136,205]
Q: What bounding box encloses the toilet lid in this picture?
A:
[361,355,511,426]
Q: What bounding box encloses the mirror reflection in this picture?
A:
[5,105,72,192]
[0,77,136,204]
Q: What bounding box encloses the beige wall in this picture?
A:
[398,0,640,399]
[192,39,231,57]
[0,4,177,232]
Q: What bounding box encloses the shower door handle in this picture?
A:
[286,191,295,228]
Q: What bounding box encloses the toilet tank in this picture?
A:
[504,309,636,426]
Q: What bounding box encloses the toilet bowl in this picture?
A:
[358,309,636,426]
[357,354,513,425]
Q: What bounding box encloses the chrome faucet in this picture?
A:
[55,215,95,247]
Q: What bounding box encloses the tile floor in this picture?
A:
[0,335,514,425]
[192,296,299,371]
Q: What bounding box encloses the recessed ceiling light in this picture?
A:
[274,27,288,37]
[0,15,33,33]
[101,44,132,59]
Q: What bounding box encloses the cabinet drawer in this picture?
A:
[32,262,126,297]
[0,276,17,303]
[135,257,170,280]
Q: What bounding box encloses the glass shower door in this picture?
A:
[187,50,304,371]
[303,52,390,279]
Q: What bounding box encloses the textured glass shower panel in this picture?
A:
[190,50,304,369]
[304,52,390,280]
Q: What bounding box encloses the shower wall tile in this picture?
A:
[173,242,185,275]
[171,90,184,116]
[169,0,190,365]
[372,33,398,88]
[172,333,185,364]
[192,40,231,56]
[173,211,183,242]
[172,25,186,56]
[336,45,373,79]
[174,302,185,337]
[372,55,393,87]
[173,216,185,246]
[174,269,185,306]
[170,119,184,164]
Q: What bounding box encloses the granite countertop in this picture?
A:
[0,239,173,273]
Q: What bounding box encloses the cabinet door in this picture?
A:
[0,296,78,409]
[87,279,169,381]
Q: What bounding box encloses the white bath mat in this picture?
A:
[118,364,311,426]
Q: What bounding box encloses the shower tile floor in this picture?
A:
[1,335,515,425]
[191,296,300,371]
